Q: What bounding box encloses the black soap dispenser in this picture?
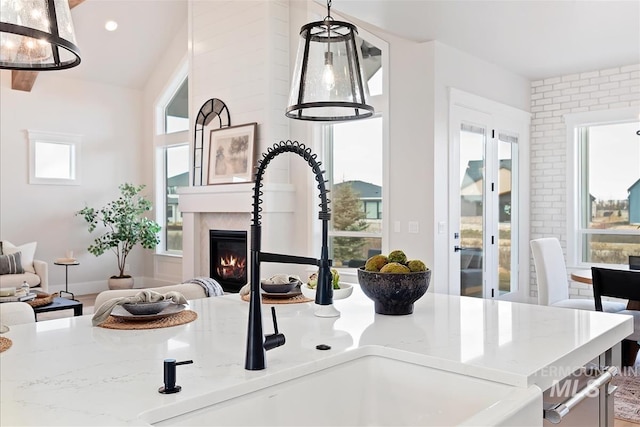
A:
[159,359,193,394]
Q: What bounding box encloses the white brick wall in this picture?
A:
[529,64,640,300]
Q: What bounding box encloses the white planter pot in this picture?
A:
[108,276,134,290]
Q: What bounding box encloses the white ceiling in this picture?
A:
[60,0,188,89]
[60,0,640,89]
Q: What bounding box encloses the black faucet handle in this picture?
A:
[270,307,279,334]
[264,307,285,351]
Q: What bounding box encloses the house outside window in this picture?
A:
[567,109,640,266]
[156,75,189,254]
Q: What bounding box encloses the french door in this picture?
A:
[449,89,530,301]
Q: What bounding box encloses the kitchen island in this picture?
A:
[0,288,633,426]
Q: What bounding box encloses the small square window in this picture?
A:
[28,130,81,185]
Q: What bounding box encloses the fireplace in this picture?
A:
[209,230,247,293]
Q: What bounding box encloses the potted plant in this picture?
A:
[78,183,161,289]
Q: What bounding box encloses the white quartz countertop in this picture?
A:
[0,288,633,426]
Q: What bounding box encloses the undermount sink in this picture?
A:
[141,348,542,426]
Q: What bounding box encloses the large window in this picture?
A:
[324,117,383,268]
[320,30,386,270]
[156,76,189,254]
[568,109,640,266]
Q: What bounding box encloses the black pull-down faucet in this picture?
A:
[245,141,334,371]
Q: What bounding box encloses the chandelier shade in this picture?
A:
[0,0,81,70]
[286,11,374,122]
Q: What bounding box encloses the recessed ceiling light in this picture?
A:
[105,20,118,31]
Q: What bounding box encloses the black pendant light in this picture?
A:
[286,0,374,122]
[0,0,81,71]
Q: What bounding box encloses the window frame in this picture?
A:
[154,61,189,256]
[27,130,81,186]
[313,26,388,276]
[565,106,640,268]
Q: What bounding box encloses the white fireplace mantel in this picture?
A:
[178,183,296,281]
[178,183,295,213]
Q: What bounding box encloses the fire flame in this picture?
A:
[216,254,247,280]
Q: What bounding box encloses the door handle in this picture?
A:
[454,246,467,252]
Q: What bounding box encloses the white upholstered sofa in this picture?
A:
[0,241,48,293]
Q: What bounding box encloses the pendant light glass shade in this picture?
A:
[286,17,374,122]
[0,0,81,70]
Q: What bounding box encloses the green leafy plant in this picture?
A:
[78,183,161,278]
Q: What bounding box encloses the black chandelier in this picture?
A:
[286,0,374,122]
[0,0,81,71]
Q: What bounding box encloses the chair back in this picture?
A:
[591,267,640,311]
[0,302,35,326]
[530,237,570,305]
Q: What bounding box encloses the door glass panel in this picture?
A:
[498,133,516,295]
[459,124,485,297]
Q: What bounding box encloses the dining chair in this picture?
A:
[530,238,626,312]
[591,266,640,366]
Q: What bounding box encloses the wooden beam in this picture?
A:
[10,0,86,92]
[11,70,38,92]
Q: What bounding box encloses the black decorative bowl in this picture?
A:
[260,281,297,294]
[357,268,431,315]
[122,301,171,315]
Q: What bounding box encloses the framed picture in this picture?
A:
[207,123,257,184]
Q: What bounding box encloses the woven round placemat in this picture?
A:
[27,292,58,308]
[99,310,197,330]
[0,337,12,353]
[241,294,313,304]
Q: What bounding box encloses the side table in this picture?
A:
[54,261,80,299]
[32,297,83,321]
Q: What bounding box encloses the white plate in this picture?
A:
[110,304,186,321]
[300,283,353,300]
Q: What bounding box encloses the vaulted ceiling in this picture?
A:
[11,1,640,91]
[11,0,86,92]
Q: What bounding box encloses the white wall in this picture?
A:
[529,64,640,299]
[142,20,189,285]
[0,71,146,294]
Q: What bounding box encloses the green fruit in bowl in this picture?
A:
[365,254,389,272]
[380,262,411,273]
[407,260,427,272]
[388,250,407,264]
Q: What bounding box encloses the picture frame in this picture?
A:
[207,123,257,185]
